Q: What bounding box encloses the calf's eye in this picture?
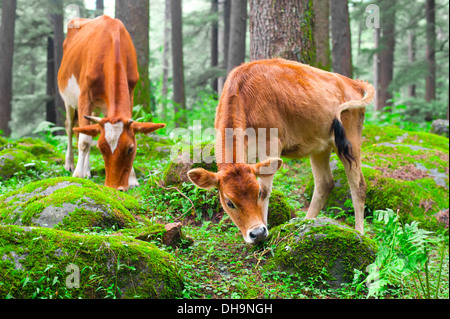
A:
[226,199,236,209]
[127,146,134,155]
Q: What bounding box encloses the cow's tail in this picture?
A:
[332,81,374,166]
[336,80,375,116]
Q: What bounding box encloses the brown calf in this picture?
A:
[58,16,165,191]
[188,58,374,244]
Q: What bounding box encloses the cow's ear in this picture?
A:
[252,157,283,178]
[187,168,218,190]
[132,122,166,134]
[73,124,101,137]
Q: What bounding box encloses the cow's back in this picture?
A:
[58,15,139,104]
[216,59,367,157]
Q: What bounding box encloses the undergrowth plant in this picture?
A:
[355,208,448,299]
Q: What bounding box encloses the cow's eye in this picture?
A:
[127,146,134,155]
[226,199,236,209]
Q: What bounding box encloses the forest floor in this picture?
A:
[0,128,449,300]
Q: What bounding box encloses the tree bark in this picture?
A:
[425,0,436,103]
[408,31,416,98]
[377,0,396,111]
[330,0,352,77]
[249,0,315,64]
[0,0,17,136]
[228,0,247,72]
[96,0,104,15]
[115,0,150,114]
[313,0,331,71]
[161,0,171,120]
[171,0,186,126]
[211,0,219,93]
[46,36,57,125]
[217,0,230,95]
[373,27,381,111]
[50,0,65,131]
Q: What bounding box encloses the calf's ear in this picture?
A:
[132,122,166,134]
[252,157,283,178]
[73,124,101,137]
[187,168,218,190]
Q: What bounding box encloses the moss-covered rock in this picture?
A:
[264,218,377,289]
[0,225,183,299]
[163,142,216,186]
[361,124,449,151]
[305,125,449,230]
[136,133,174,160]
[267,189,294,228]
[0,148,38,180]
[115,222,193,248]
[0,177,142,232]
[0,136,7,148]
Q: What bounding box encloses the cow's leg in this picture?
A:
[128,167,139,188]
[340,156,366,234]
[73,133,92,178]
[73,94,93,179]
[339,110,366,234]
[65,106,76,172]
[305,149,334,220]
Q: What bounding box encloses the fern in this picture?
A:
[361,209,446,298]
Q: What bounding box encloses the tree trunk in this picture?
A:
[377,0,396,111]
[211,0,219,93]
[50,0,65,132]
[249,0,315,64]
[96,0,104,15]
[408,31,416,98]
[161,0,171,120]
[228,0,247,72]
[0,0,17,136]
[373,27,381,111]
[46,36,57,125]
[171,0,186,126]
[330,0,352,77]
[425,0,436,103]
[218,0,230,95]
[313,0,331,71]
[115,0,150,114]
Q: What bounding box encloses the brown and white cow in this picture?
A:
[188,58,374,244]
[58,16,165,191]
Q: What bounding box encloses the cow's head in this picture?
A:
[73,115,165,190]
[187,157,282,244]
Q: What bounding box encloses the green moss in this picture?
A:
[0,136,7,147]
[117,224,167,243]
[0,225,183,299]
[305,125,449,230]
[267,189,293,228]
[0,149,38,179]
[0,177,142,232]
[362,124,449,151]
[265,218,377,288]
[135,134,173,161]
[163,141,216,186]
[306,165,448,230]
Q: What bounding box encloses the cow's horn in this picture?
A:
[84,115,102,123]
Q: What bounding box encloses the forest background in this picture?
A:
[0,0,448,139]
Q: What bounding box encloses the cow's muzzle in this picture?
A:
[248,226,268,244]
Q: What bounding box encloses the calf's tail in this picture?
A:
[332,81,375,166]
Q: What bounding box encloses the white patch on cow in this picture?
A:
[60,74,80,108]
[104,122,124,154]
